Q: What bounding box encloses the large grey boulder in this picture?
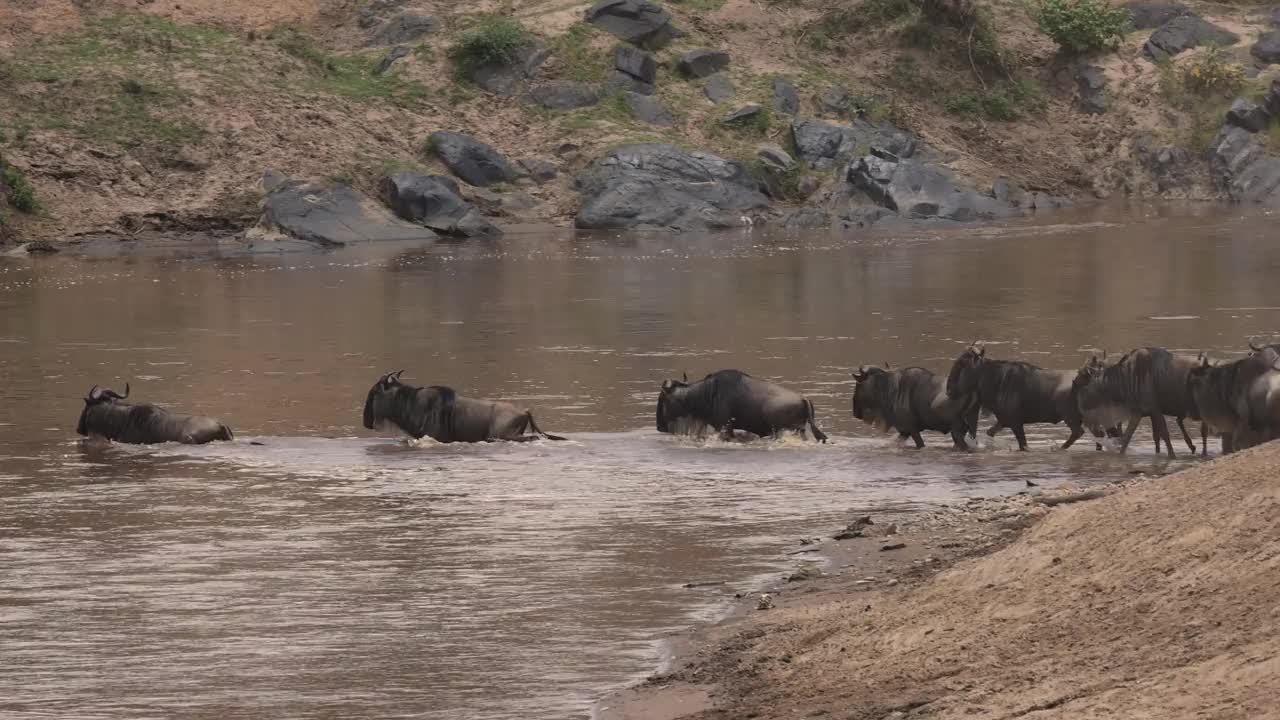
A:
[1122,1,1192,29]
[585,0,680,50]
[1075,65,1108,114]
[379,172,500,238]
[368,12,437,46]
[467,44,551,96]
[1144,16,1238,62]
[678,49,730,78]
[781,208,831,230]
[612,45,657,94]
[773,77,800,116]
[428,131,518,187]
[848,153,1021,221]
[252,176,437,249]
[1209,125,1280,205]
[791,118,916,169]
[1252,30,1280,64]
[575,144,769,230]
[529,81,601,109]
[624,92,674,126]
[1226,98,1271,132]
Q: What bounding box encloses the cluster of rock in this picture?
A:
[1210,80,1280,206]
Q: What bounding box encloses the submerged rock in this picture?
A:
[428,131,519,187]
[849,154,1022,221]
[252,176,438,249]
[585,0,681,50]
[1144,16,1238,62]
[379,172,500,238]
[575,144,769,230]
[782,208,831,230]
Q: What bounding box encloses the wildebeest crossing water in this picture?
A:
[2,206,1278,719]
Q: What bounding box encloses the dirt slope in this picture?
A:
[673,441,1280,719]
[0,0,1276,242]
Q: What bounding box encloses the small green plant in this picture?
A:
[1,157,38,213]
[945,76,1044,120]
[448,16,531,77]
[1182,47,1244,95]
[1037,0,1132,56]
[551,22,609,83]
[802,0,920,51]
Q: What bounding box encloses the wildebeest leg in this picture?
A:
[719,418,735,442]
[525,412,567,441]
[1011,424,1029,451]
[1175,417,1196,454]
[1199,422,1208,456]
[1150,414,1174,457]
[950,427,972,452]
[986,421,1004,438]
[1060,422,1084,451]
[1118,414,1144,454]
[1222,432,1235,454]
[909,431,925,449]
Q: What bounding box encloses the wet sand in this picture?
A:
[597,443,1280,719]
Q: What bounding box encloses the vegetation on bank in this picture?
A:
[0,155,37,238]
[1037,0,1133,55]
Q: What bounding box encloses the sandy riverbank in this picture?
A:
[598,441,1280,719]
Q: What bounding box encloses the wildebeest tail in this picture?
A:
[805,398,828,443]
[526,412,566,441]
[218,424,235,442]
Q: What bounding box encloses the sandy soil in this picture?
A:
[601,441,1280,719]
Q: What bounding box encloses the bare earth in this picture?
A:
[603,441,1280,720]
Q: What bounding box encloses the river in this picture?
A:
[1,204,1277,719]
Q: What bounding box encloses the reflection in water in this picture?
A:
[1,205,1278,719]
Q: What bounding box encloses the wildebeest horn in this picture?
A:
[1249,341,1263,352]
[87,385,102,401]
[883,361,891,369]
[100,384,130,401]
[682,372,688,382]
[1197,352,1209,367]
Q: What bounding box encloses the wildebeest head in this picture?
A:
[945,344,985,398]
[656,377,690,433]
[76,384,129,436]
[1071,353,1114,418]
[1184,352,1215,408]
[363,370,405,430]
[851,365,894,431]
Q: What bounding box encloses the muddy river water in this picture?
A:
[1,205,1277,719]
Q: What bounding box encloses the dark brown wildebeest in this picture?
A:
[1186,348,1280,453]
[76,384,234,444]
[1072,347,1201,457]
[852,365,975,450]
[945,345,1116,452]
[362,370,566,443]
[656,369,827,442]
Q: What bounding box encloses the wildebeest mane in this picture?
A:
[681,369,751,425]
[378,383,459,440]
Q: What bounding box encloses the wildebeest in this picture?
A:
[1186,347,1280,453]
[362,370,566,443]
[945,345,1117,452]
[76,384,234,444]
[656,369,827,442]
[851,365,974,450]
[1072,347,1201,457]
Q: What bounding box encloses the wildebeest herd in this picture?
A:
[76,341,1280,458]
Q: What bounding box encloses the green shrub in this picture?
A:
[1182,47,1244,95]
[448,16,531,76]
[1037,0,1132,55]
[945,77,1044,120]
[1,158,37,213]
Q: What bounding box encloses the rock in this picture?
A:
[575,143,769,230]
[785,564,824,582]
[703,73,736,103]
[373,46,411,75]
[1209,125,1280,205]
[678,49,730,78]
[24,240,59,254]
[849,154,1021,221]
[518,158,558,183]
[757,144,796,172]
[1144,16,1239,62]
[623,91,674,126]
[261,169,290,193]
[611,44,655,87]
[529,81,601,109]
[1252,30,1280,64]
[782,208,831,230]
[428,131,518,187]
[756,593,774,610]
[817,85,852,116]
[359,0,408,29]
[992,177,1027,207]
[791,118,916,168]
[585,0,681,50]
[1075,65,1108,114]
[254,177,438,248]
[379,172,500,238]
[722,104,764,126]
[773,76,800,116]
[1028,192,1073,210]
[1226,98,1272,132]
[1266,78,1280,116]
[881,542,907,551]
[468,44,551,97]
[470,187,540,217]
[1122,0,1193,29]
[797,175,822,197]
[1135,135,1194,192]
[368,12,437,46]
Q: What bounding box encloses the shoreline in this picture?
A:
[592,475,1154,720]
